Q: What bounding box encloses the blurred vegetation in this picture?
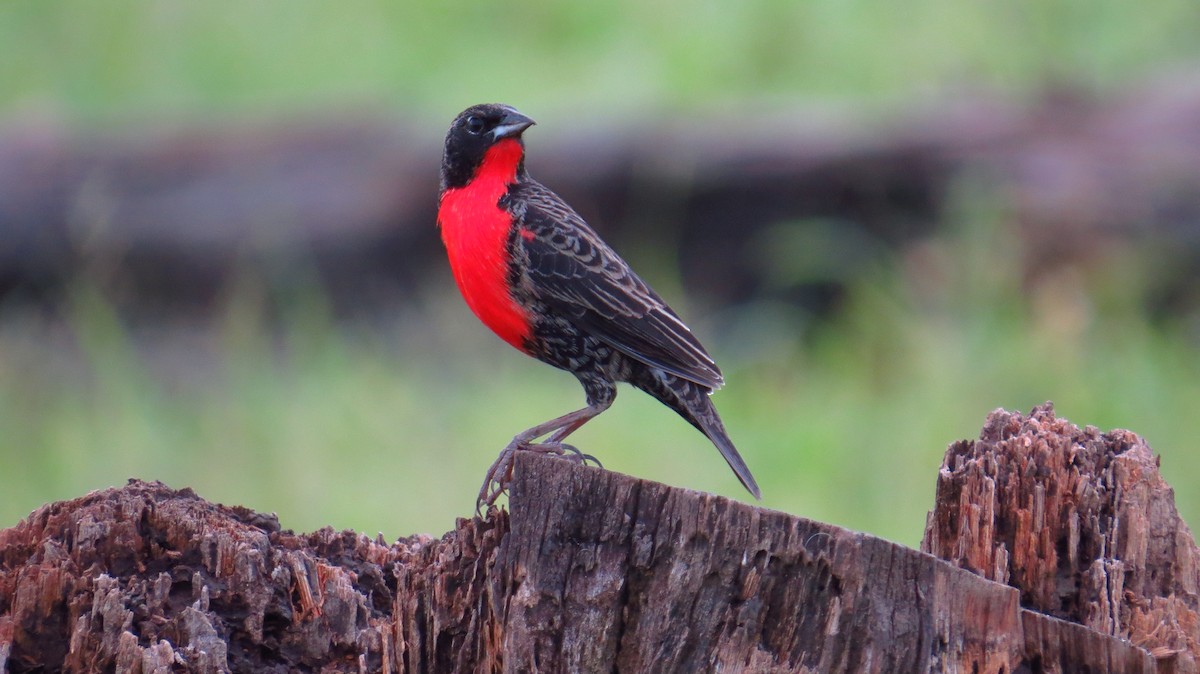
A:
[5,0,1200,120]
[3,0,1200,545]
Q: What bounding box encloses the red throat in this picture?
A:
[438,139,533,352]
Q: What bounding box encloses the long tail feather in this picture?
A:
[632,369,762,499]
[696,407,762,500]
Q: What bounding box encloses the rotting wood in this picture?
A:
[0,484,509,673]
[1,405,1194,673]
[923,403,1199,673]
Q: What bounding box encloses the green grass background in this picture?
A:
[2,0,1199,546]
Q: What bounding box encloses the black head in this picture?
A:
[440,103,536,191]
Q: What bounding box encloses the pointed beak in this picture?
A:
[492,109,536,140]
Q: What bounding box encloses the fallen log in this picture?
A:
[7,75,1200,319]
[0,405,1195,672]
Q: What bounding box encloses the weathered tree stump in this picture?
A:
[1,405,1195,673]
[923,403,1199,672]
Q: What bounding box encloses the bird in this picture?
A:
[437,103,760,508]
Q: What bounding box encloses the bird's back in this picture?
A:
[505,179,725,391]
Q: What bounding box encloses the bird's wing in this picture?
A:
[512,182,724,390]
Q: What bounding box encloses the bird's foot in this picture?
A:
[475,440,604,515]
[526,441,604,469]
[477,443,518,515]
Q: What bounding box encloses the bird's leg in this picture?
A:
[545,415,592,444]
[476,400,609,512]
[523,415,604,466]
[509,404,602,447]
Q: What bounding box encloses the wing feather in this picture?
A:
[512,182,724,390]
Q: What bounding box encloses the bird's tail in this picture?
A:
[634,370,762,500]
[692,398,762,500]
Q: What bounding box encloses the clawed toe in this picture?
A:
[476,445,518,515]
[475,439,605,515]
[530,442,603,468]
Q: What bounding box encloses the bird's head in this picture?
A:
[440,103,536,191]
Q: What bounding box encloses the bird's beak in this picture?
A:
[492,109,536,140]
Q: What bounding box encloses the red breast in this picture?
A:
[438,138,533,351]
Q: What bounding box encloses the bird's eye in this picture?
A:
[464,116,485,135]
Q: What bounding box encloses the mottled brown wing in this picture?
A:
[512,182,724,390]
